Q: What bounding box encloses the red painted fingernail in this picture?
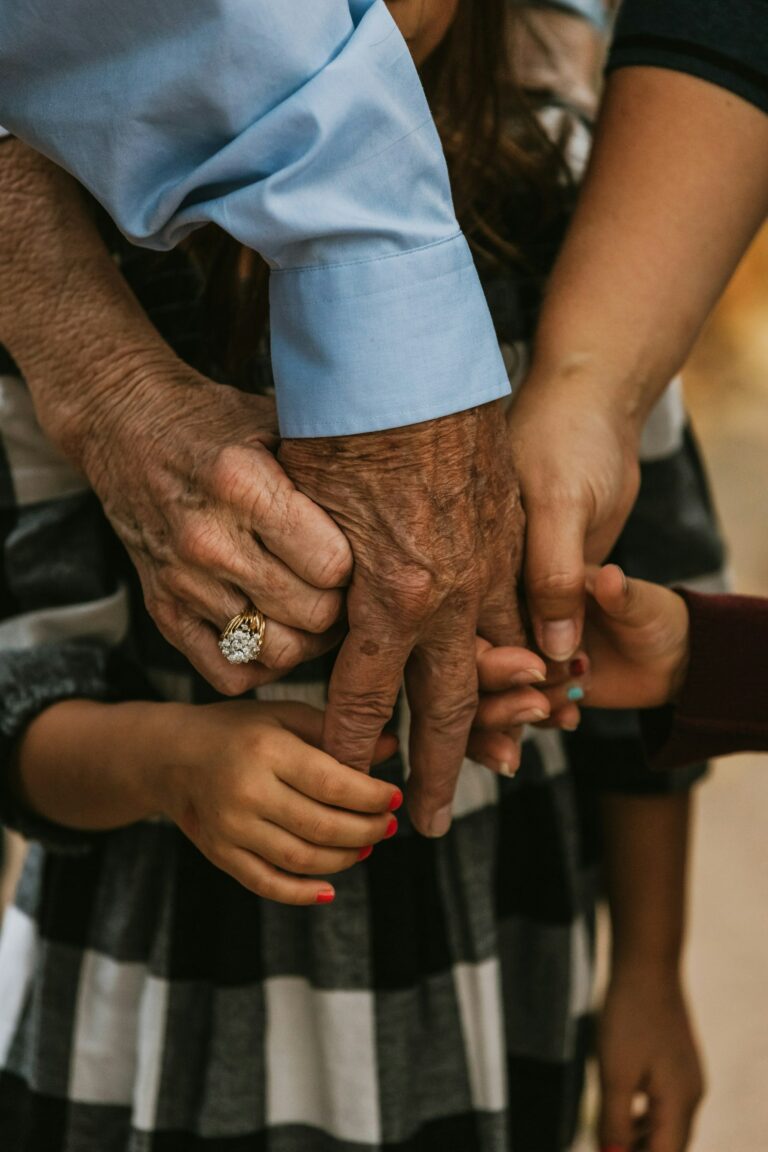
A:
[385,817,398,839]
[357,845,374,862]
[316,889,335,904]
[569,656,587,677]
[388,789,403,812]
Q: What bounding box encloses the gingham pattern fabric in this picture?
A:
[0,366,597,1149]
[0,365,723,1152]
[0,97,723,1152]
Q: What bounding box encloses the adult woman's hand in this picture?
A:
[0,139,352,695]
[507,371,642,664]
[509,65,768,666]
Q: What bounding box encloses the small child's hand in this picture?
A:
[157,700,401,906]
[466,638,551,775]
[539,565,691,721]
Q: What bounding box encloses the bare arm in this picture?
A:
[510,67,768,662]
[15,698,399,905]
[599,791,704,1151]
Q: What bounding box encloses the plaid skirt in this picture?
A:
[0,693,594,1152]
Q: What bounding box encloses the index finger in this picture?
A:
[251,448,353,589]
[276,731,403,814]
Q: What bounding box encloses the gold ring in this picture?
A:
[218,608,267,665]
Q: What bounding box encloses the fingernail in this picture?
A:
[541,619,578,661]
[569,656,587,678]
[515,707,548,724]
[509,668,546,685]
[316,889,335,905]
[357,845,374,862]
[497,761,517,778]
[388,789,403,812]
[618,567,629,594]
[427,805,452,838]
[567,685,585,702]
[385,817,399,839]
[561,720,580,732]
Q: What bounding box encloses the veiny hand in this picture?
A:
[74,359,353,695]
[155,700,401,905]
[539,566,690,716]
[599,962,704,1152]
[280,400,526,837]
[507,375,642,663]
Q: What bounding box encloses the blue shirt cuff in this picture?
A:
[270,232,510,437]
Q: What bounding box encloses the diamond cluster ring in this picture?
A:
[218,609,267,665]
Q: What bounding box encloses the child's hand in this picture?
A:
[466,638,552,775]
[540,565,691,720]
[598,962,704,1152]
[156,700,401,906]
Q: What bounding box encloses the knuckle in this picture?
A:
[264,632,302,673]
[208,445,253,505]
[251,872,278,901]
[527,568,583,602]
[312,540,352,589]
[177,519,227,570]
[307,814,334,845]
[282,843,312,874]
[385,566,440,623]
[211,666,253,697]
[424,691,479,735]
[303,590,342,634]
[316,769,346,806]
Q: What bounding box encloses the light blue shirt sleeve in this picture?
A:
[0,0,509,436]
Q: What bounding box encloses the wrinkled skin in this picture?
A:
[74,363,353,697]
[281,398,526,837]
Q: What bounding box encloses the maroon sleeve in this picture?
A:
[642,590,768,770]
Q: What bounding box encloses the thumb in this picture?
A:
[524,500,587,661]
[599,1079,636,1152]
[591,564,658,631]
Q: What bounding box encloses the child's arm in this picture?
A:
[16,697,401,906]
[599,791,704,1151]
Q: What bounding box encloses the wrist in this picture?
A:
[517,353,655,446]
[610,949,683,985]
[127,701,197,821]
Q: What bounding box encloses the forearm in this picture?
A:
[0,139,173,464]
[14,699,177,832]
[602,790,691,971]
[527,67,768,427]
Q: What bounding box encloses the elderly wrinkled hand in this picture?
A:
[77,361,353,695]
[280,398,527,837]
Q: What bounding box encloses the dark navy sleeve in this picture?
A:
[609,0,768,116]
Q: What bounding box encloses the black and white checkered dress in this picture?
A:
[0,93,724,1152]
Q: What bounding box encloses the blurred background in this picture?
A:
[676,224,768,1151]
[3,228,768,1152]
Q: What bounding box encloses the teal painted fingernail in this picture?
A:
[567,685,585,702]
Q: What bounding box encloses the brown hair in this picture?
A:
[189,0,573,381]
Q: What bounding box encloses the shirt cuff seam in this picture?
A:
[271,231,464,277]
